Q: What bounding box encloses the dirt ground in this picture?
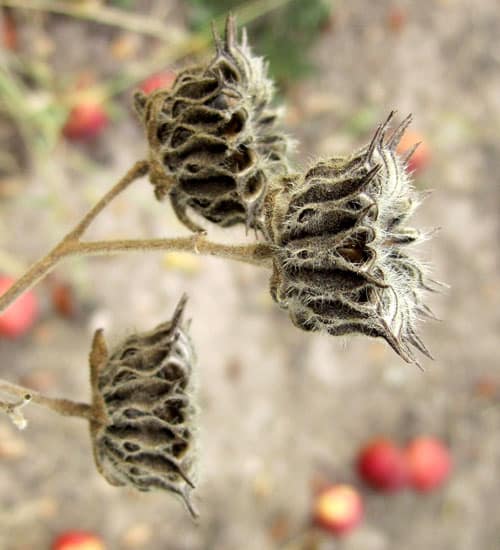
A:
[1,1,500,549]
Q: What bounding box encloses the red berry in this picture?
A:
[357,438,408,492]
[313,484,363,536]
[387,7,407,33]
[0,276,38,338]
[51,281,79,319]
[63,102,108,141]
[396,129,431,175]
[1,10,18,50]
[52,531,105,550]
[405,436,452,492]
[139,71,176,94]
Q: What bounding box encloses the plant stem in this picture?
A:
[0,246,62,311]
[0,380,96,423]
[73,238,273,267]
[0,160,273,314]
[0,160,149,312]
[68,160,150,240]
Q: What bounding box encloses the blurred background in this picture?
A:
[0,0,499,549]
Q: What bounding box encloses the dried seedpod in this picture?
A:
[134,14,290,233]
[264,112,438,366]
[88,294,199,517]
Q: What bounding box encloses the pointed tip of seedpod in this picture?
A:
[388,113,413,150]
[379,319,419,367]
[89,328,108,372]
[171,293,189,329]
[241,26,249,49]
[181,486,199,520]
[224,12,238,50]
[365,110,397,162]
[401,142,421,167]
[211,20,223,54]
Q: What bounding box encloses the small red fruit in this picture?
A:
[0,276,38,338]
[51,281,79,319]
[52,531,105,550]
[387,7,407,33]
[405,436,452,492]
[139,71,176,94]
[396,129,431,175]
[313,484,363,536]
[1,9,18,50]
[357,438,408,492]
[63,102,108,141]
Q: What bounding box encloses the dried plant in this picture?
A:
[134,14,291,233]
[89,294,199,517]
[1,295,199,516]
[0,15,440,519]
[263,112,438,367]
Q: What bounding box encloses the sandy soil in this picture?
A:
[1,1,499,549]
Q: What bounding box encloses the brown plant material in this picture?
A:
[134,14,290,233]
[89,294,199,517]
[0,160,272,316]
[0,296,200,518]
[264,112,438,366]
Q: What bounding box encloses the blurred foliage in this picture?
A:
[109,0,135,8]
[0,0,328,176]
[0,61,66,172]
[187,0,332,85]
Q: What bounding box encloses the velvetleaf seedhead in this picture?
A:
[88,294,199,517]
[134,14,291,233]
[264,112,438,366]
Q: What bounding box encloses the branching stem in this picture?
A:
[0,160,273,314]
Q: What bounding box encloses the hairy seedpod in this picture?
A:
[264,112,438,366]
[134,15,290,233]
[88,295,198,517]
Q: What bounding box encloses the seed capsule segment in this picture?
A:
[265,113,437,365]
[89,294,199,517]
[134,15,290,233]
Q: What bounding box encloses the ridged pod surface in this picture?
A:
[89,295,198,517]
[134,15,290,233]
[264,112,437,366]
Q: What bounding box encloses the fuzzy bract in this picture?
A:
[264,112,437,365]
[89,295,198,517]
[134,15,290,233]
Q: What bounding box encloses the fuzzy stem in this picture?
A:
[72,238,273,267]
[0,246,63,311]
[68,160,150,240]
[0,380,96,423]
[0,238,271,314]
[0,161,149,313]
[0,160,273,314]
